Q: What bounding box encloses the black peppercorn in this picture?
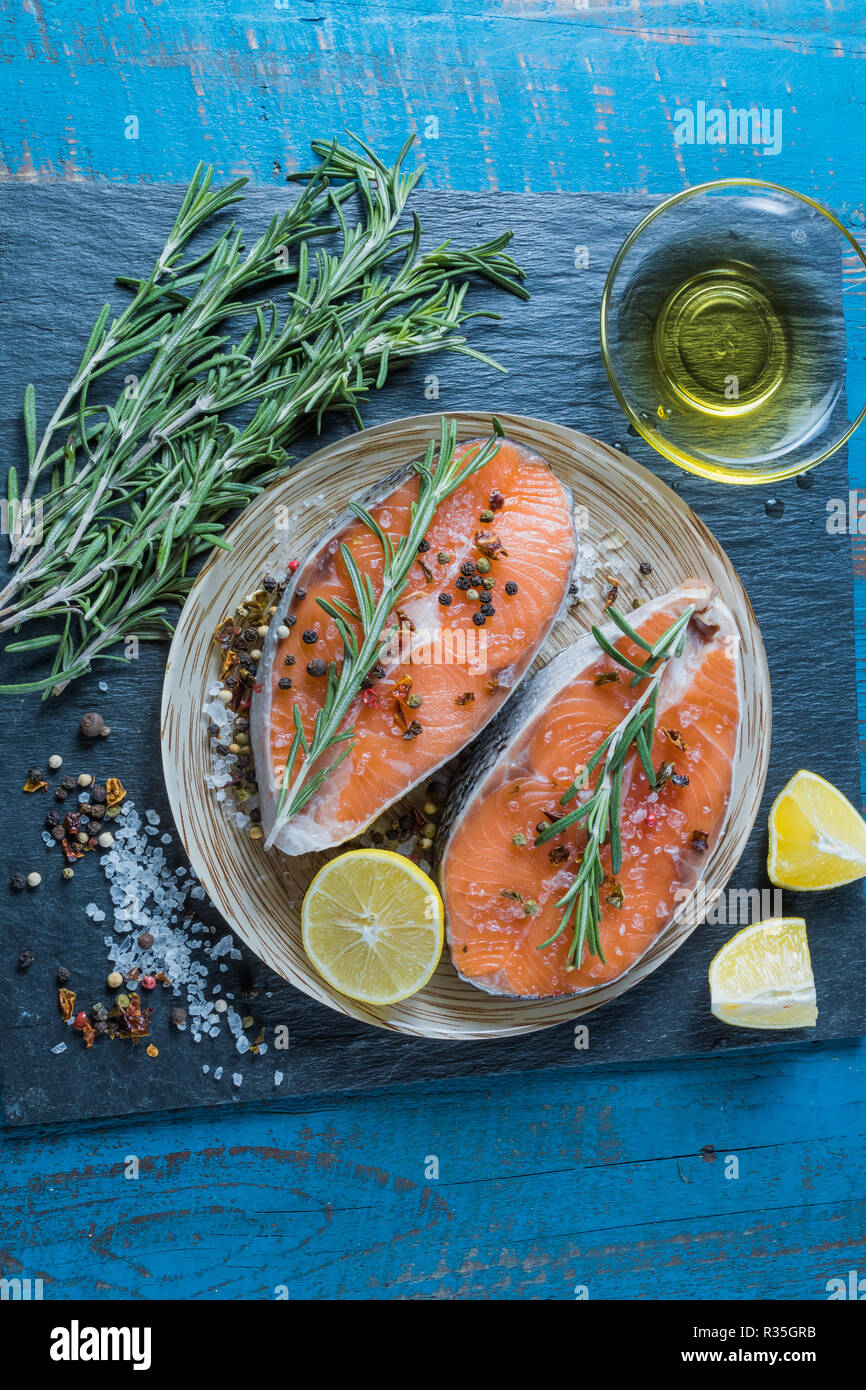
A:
[302,629,318,644]
[286,614,297,628]
[60,775,76,791]
[472,612,486,626]
[54,786,68,802]
[56,965,70,985]
[306,658,328,678]
[44,809,61,828]
[455,576,471,590]
[278,677,293,690]
[9,873,26,891]
[438,593,452,606]
[504,581,518,595]
[295,587,307,600]
[284,654,295,666]
[262,574,277,591]
[460,562,475,577]
[249,808,262,825]
[170,1006,187,1027]
[639,560,653,576]
[480,603,495,617]
[417,538,430,553]
[51,825,66,842]
[17,950,35,971]
[90,783,107,804]
[27,766,45,783]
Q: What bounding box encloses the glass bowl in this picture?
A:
[599,179,866,484]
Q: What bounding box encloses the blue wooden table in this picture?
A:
[2,0,865,1300]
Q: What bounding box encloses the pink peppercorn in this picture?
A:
[72,1011,88,1030]
[141,975,157,991]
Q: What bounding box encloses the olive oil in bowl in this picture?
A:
[600,181,866,484]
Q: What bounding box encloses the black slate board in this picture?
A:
[1,186,863,1128]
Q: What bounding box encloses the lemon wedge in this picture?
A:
[709,917,817,1030]
[768,769,866,890]
[301,849,444,1005]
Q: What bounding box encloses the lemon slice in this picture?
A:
[768,769,866,890]
[301,849,444,1005]
[709,917,817,1030]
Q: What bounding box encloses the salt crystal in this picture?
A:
[146,809,160,826]
[232,1072,242,1087]
[274,1070,283,1086]
[236,1035,250,1055]
[98,680,108,692]
[51,1042,67,1055]
[202,1064,210,1074]
[213,1066,223,1080]
[160,833,172,845]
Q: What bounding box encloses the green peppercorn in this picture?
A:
[479,508,495,523]
[406,693,423,709]
[482,576,495,590]
[437,551,450,564]
[524,899,538,916]
[422,821,437,838]
[512,831,527,847]
[476,556,491,574]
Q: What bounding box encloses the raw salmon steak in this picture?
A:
[251,436,576,855]
[437,582,741,998]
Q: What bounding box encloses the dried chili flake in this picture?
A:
[361,688,380,707]
[106,778,126,808]
[58,988,76,1021]
[594,670,621,686]
[23,775,48,793]
[548,844,569,866]
[402,720,423,741]
[665,728,687,751]
[500,888,525,905]
[484,673,500,695]
[455,691,475,707]
[605,879,625,909]
[489,488,505,512]
[475,529,508,559]
[691,829,709,852]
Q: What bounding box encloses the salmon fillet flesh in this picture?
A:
[251,437,577,855]
[437,582,742,998]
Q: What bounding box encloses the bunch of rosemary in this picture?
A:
[0,135,528,696]
[534,603,695,970]
[267,416,504,847]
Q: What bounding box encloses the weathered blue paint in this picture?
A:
[2,0,866,1300]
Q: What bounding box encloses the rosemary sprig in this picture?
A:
[266,417,504,847]
[534,604,695,971]
[0,134,528,696]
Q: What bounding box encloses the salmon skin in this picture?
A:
[436,582,741,999]
[251,436,577,855]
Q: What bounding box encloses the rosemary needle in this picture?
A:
[0,134,528,698]
[535,604,694,971]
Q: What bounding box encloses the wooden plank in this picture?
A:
[1,0,866,1304]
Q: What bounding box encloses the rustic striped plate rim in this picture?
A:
[161,411,771,1041]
